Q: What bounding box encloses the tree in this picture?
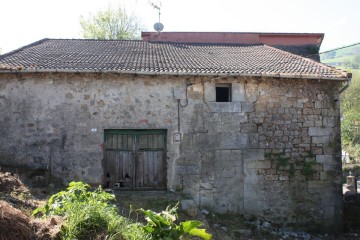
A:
[80,5,143,40]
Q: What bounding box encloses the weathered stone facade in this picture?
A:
[0,72,343,232]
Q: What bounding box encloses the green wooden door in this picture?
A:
[104,130,167,189]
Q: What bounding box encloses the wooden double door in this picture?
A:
[103,129,167,189]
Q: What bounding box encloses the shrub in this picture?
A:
[33,182,150,240]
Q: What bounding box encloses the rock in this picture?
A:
[180,199,198,217]
[263,221,271,228]
[213,223,221,228]
[220,226,227,231]
[201,209,209,215]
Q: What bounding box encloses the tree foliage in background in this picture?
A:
[80,5,143,40]
[341,69,360,162]
[321,44,360,162]
[338,75,360,163]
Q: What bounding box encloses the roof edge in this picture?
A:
[0,38,50,60]
[0,68,350,81]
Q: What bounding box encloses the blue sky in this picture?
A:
[0,0,359,53]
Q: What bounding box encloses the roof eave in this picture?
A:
[0,69,349,81]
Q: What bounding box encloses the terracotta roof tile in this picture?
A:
[0,39,348,79]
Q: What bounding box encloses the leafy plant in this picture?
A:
[33,181,115,217]
[138,204,212,240]
[33,181,150,240]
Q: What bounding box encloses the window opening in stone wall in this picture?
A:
[216,83,232,102]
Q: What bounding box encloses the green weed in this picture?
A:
[138,203,212,240]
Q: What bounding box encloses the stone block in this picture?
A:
[244,159,256,168]
[219,132,249,149]
[303,108,314,114]
[303,121,315,127]
[214,166,236,178]
[307,180,330,189]
[315,101,323,108]
[312,136,330,144]
[257,160,271,169]
[293,102,304,108]
[200,194,214,209]
[279,175,289,181]
[323,117,335,127]
[323,164,337,171]
[215,149,243,167]
[232,82,246,102]
[280,100,292,107]
[298,98,309,103]
[244,149,265,161]
[244,168,258,184]
[207,102,242,113]
[265,174,279,181]
[241,102,254,113]
[240,122,257,133]
[248,133,259,148]
[181,199,198,217]
[265,168,277,175]
[215,121,240,132]
[316,155,336,164]
[309,127,333,136]
[204,82,215,102]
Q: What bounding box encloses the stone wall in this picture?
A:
[0,72,344,232]
[176,77,343,232]
[0,73,183,187]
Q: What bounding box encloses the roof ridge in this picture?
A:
[148,41,264,46]
[45,38,145,42]
[0,38,50,60]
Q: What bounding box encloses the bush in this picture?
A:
[33,182,150,240]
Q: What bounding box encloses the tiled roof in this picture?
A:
[0,38,348,80]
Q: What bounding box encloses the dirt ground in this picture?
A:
[1,171,360,240]
[113,190,360,240]
[0,171,61,240]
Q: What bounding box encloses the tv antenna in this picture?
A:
[149,1,164,32]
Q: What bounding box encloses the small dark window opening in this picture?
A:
[216,84,231,102]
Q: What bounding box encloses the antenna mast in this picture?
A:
[150,1,164,32]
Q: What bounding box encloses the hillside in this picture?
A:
[321,43,360,162]
[320,43,360,69]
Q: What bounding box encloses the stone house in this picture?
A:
[0,32,351,232]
